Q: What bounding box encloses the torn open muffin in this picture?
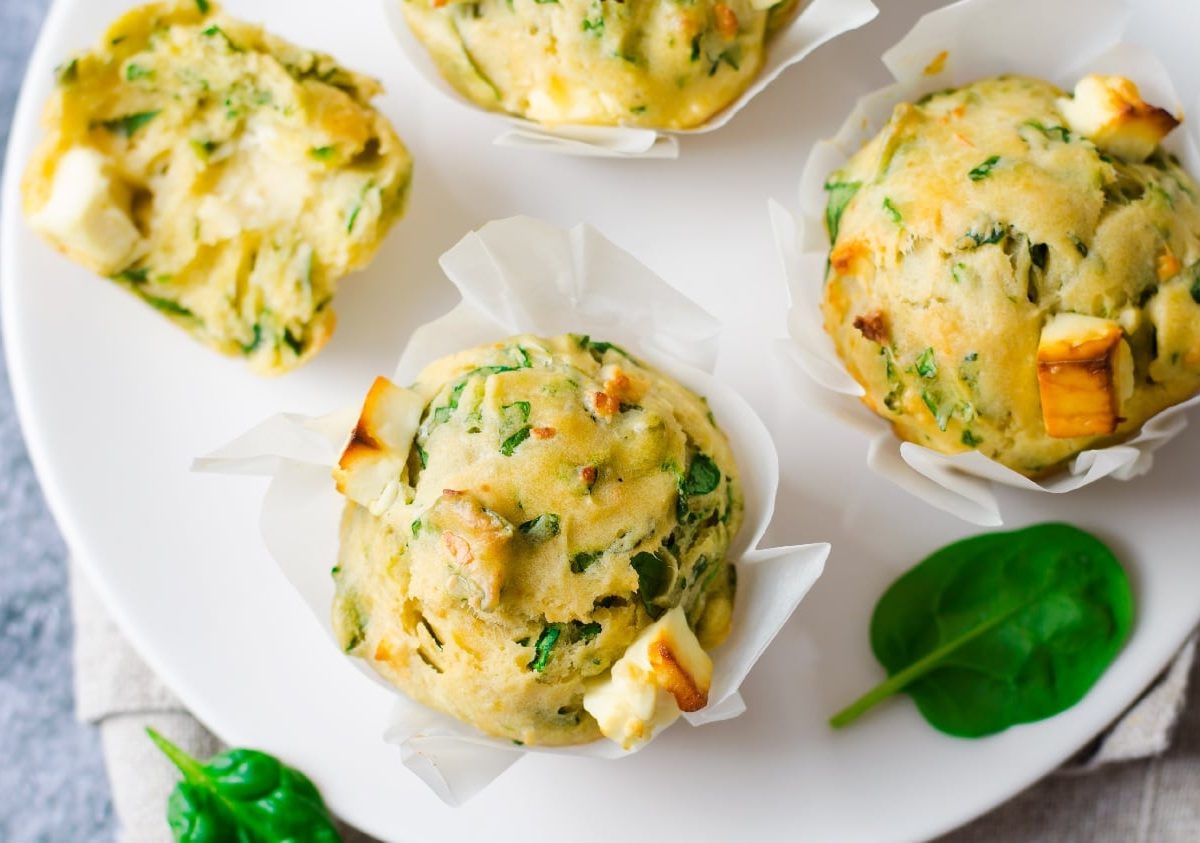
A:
[22,1,412,374]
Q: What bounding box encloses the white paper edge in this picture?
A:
[195,217,829,804]
[380,0,878,158]
[773,0,1200,525]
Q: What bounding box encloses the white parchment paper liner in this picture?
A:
[196,217,829,804]
[772,0,1200,526]
[381,0,877,158]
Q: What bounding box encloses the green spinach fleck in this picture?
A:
[823,180,861,243]
[682,453,721,496]
[914,347,937,379]
[571,551,601,574]
[500,427,531,456]
[125,63,154,81]
[519,514,561,542]
[528,625,561,671]
[99,110,160,138]
[882,197,903,225]
[631,552,669,618]
[968,155,1001,181]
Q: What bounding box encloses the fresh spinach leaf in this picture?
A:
[830,523,1134,737]
[147,729,341,842]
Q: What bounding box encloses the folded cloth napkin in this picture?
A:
[70,564,379,843]
[71,562,1194,843]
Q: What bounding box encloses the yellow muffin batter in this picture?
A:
[822,75,1200,477]
[23,1,412,374]
[398,0,803,128]
[332,334,742,746]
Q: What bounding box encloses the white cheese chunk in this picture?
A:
[29,147,140,274]
[583,607,713,749]
[1058,75,1179,162]
[334,376,426,526]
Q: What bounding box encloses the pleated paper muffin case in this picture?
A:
[772,0,1200,526]
[380,0,877,158]
[196,216,829,804]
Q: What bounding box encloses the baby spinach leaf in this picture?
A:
[830,523,1134,737]
[147,729,341,842]
[824,180,861,243]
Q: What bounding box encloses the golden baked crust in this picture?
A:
[331,334,742,745]
[22,1,412,374]
[398,0,803,129]
[821,75,1200,477]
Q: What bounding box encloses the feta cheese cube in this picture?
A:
[29,146,140,274]
[1058,75,1179,162]
[1037,313,1134,438]
[583,607,713,749]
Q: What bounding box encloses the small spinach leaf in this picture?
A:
[147,729,341,842]
[830,523,1133,737]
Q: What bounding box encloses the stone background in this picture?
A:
[1,1,116,839]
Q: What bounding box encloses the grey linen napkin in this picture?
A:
[72,562,1195,843]
[70,565,378,843]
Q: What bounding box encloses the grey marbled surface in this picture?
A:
[0,0,116,840]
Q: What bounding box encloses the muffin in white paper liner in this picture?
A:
[773,0,1200,527]
[381,0,877,158]
[195,216,828,805]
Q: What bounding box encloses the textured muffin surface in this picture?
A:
[23,1,412,374]
[332,334,742,745]
[398,0,801,129]
[822,75,1200,477]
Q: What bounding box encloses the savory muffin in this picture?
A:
[821,74,1200,477]
[331,334,742,746]
[22,1,412,374]
[396,0,804,128]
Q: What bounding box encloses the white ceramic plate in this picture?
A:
[4,1,1198,841]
